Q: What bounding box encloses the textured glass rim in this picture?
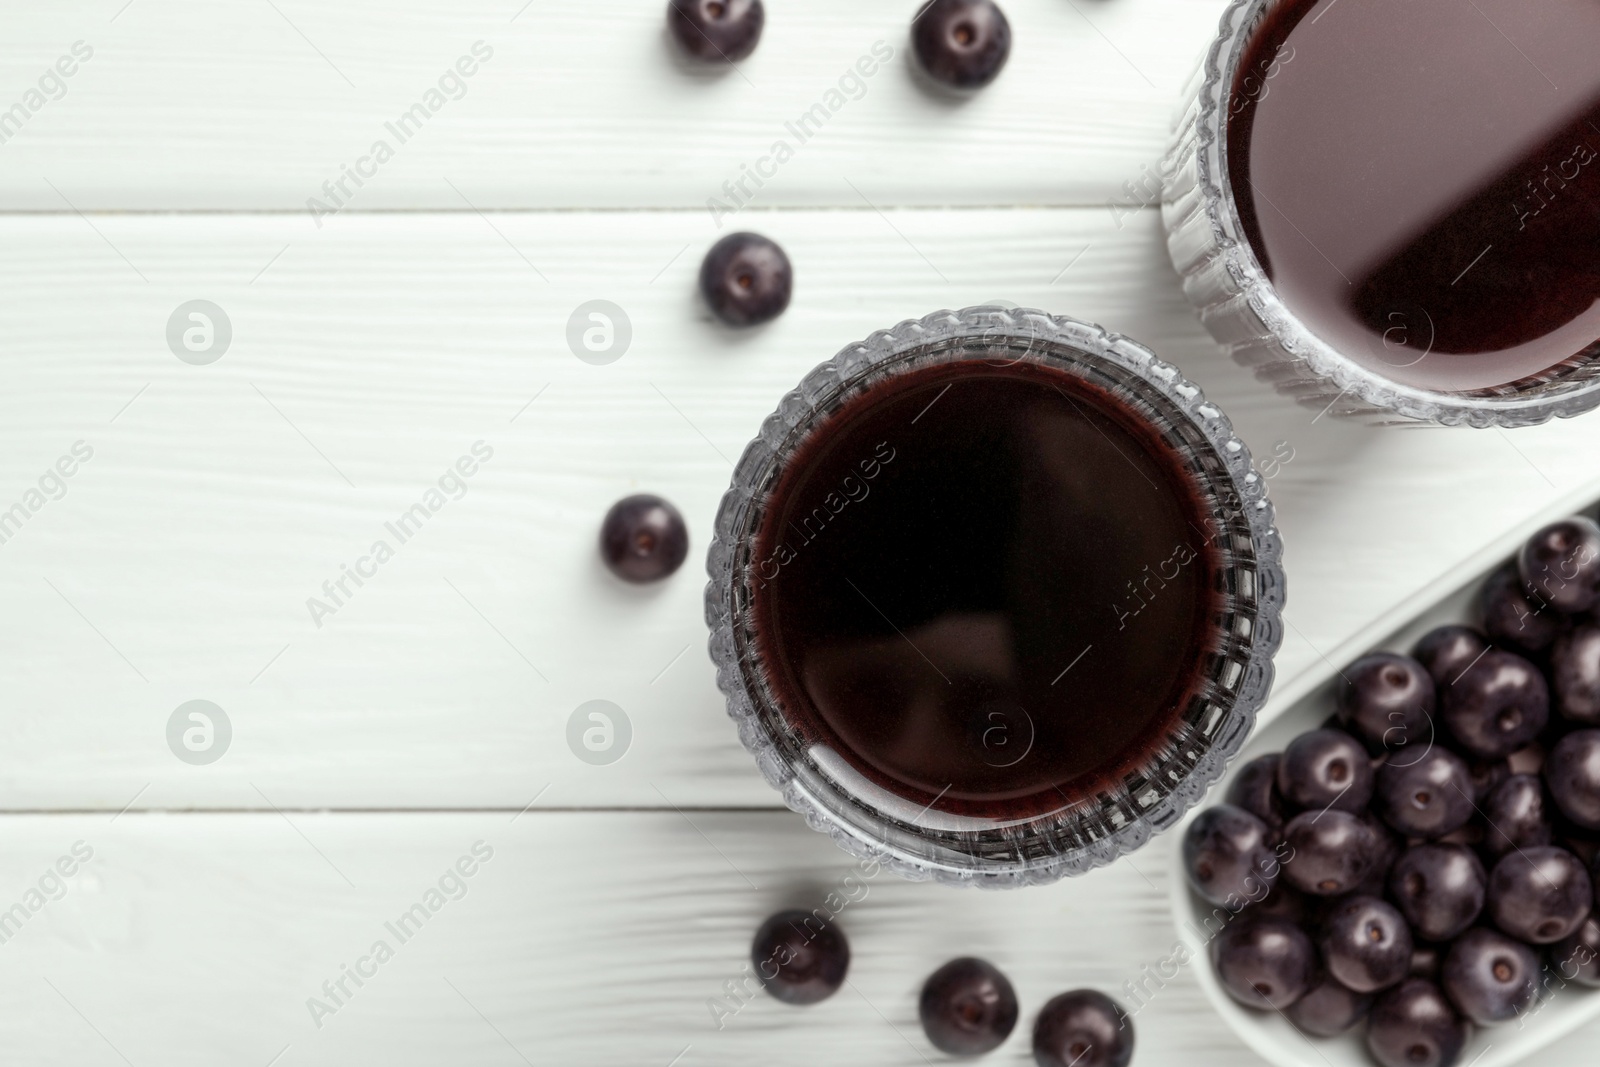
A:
[1162,0,1600,427]
[703,307,1286,887]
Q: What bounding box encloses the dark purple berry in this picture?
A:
[1552,625,1600,725]
[1183,804,1280,908]
[919,957,1018,1056]
[667,0,764,63]
[1031,990,1132,1067]
[1321,895,1414,993]
[1287,972,1372,1036]
[1277,728,1374,813]
[1547,729,1600,830]
[1481,773,1554,859]
[1414,626,1489,688]
[1487,846,1593,944]
[1440,648,1549,759]
[1339,652,1437,754]
[1410,945,1441,980]
[1389,844,1486,943]
[1366,979,1466,1067]
[1226,753,1288,833]
[1374,747,1476,839]
[699,232,792,327]
[750,910,849,1004]
[1552,914,1600,987]
[1282,809,1378,896]
[911,0,1012,90]
[1441,927,1539,1026]
[1211,916,1316,1010]
[599,494,689,582]
[1483,564,1564,652]
[1519,516,1600,615]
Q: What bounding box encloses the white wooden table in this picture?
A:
[3,2,1599,1063]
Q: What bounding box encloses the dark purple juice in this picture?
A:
[749,360,1224,819]
[1228,0,1600,392]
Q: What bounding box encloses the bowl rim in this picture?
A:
[1167,477,1600,1064]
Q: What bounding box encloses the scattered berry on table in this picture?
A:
[599,494,689,582]
[667,0,764,63]
[918,957,1019,1056]
[911,0,1012,90]
[750,909,849,1004]
[1031,989,1134,1067]
[699,232,792,327]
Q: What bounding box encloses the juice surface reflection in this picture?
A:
[1229,0,1600,392]
[752,361,1224,818]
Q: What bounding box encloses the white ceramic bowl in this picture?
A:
[1168,485,1600,1067]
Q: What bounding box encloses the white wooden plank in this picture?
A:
[5,811,1597,1065]
[1,812,1245,1065]
[0,0,1227,211]
[3,206,1600,811]
[0,808,1568,1067]
[11,5,1597,1065]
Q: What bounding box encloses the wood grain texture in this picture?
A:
[0,0,1227,211]
[2,811,1595,1066]
[5,3,1600,1064]
[2,207,1600,812]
